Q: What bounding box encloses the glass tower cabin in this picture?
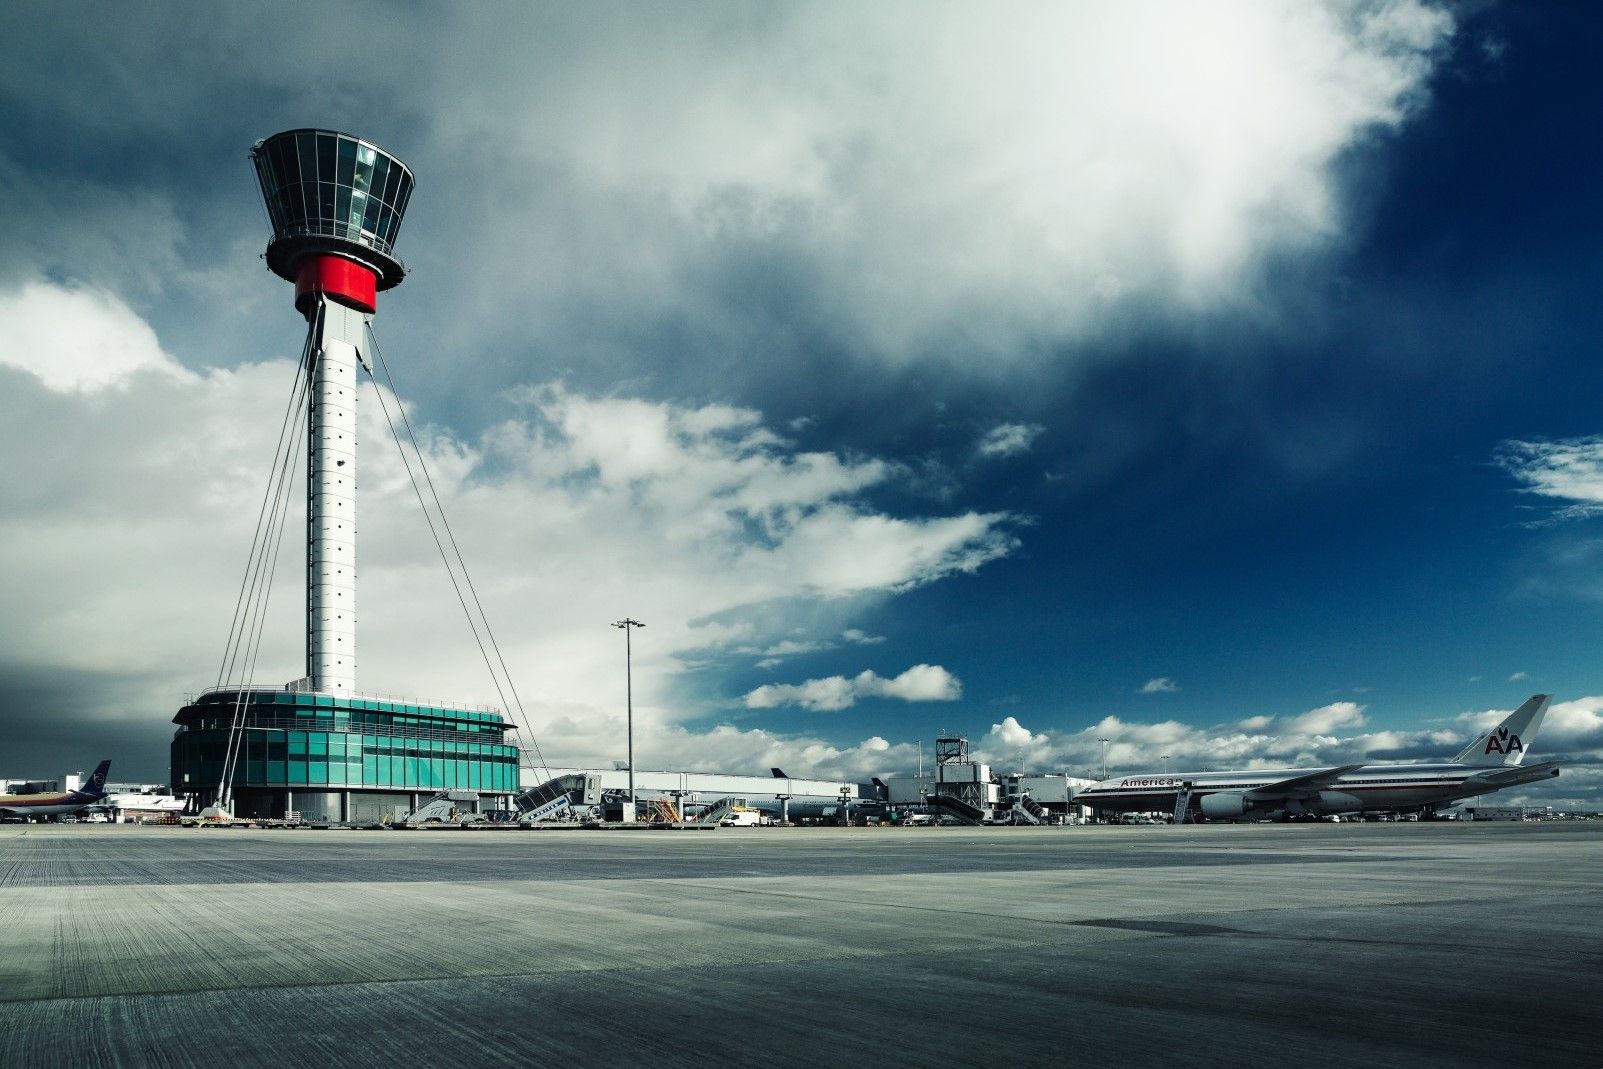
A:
[251,128,414,291]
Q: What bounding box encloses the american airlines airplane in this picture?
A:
[0,760,112,821]
[1073,695,1559,822]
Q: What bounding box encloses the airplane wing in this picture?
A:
[1244,764,1366,800]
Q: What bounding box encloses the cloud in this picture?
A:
[1495,437,1603,522]
[0,2,1457,392]
[744,664,962,712]
[0,281,195,392]
[1139,677,1179,694]
[0,3,1472,786]
[977,423,1044,459]
[628,723,916,782]
[574,0,1452,363]
[1509,671,1529,682]
[758,640,825,658]
[1283,701,1367,735]
[990,715,1043,750]
[0,281,1011,776]
[742,633,884,668]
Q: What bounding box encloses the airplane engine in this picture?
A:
[1200,792,1254,820]
[1311,791,1363,815]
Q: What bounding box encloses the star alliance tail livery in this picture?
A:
[1073,695,1558,822]
[0,760,112,820]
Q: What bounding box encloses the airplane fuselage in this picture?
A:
[0,792,101,818]
[0,760,113,821]
[1075,761,1557,818]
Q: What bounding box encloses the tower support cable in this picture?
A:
[363,323,553,786]
[213,309,317,808]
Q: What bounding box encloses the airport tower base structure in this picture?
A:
[171,688,518,821]
[170,129,515,819]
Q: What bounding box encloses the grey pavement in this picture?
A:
[0,822,1598,1068]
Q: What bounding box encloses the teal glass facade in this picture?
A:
[171,689,518,805]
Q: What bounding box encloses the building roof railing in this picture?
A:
[189,685,505,718]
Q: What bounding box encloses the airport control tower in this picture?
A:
[251,129,415,694]
[170,131,518,821]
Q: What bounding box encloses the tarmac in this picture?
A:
[0,821,1598,1068]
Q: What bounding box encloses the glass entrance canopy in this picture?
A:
[251,129,415,289]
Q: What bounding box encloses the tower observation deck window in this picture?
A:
[252,129,415,263]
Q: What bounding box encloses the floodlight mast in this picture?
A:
[613,618,645,821]
[250,130,415,695]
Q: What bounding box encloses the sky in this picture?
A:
[2,1,1601,806]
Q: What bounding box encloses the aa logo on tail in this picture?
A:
[1485,726,1524,756]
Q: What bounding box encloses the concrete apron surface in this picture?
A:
[0,822,1598,1068]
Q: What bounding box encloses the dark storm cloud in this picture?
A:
[0,4,1457,402]
[0,662,176,781]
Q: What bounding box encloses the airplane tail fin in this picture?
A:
[771,767,788,779]
[78,760,112,798]
[1455,695,1550,767]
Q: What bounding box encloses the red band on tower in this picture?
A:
[294,255,378,315]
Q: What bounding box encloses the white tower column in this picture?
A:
[307,297,367,694]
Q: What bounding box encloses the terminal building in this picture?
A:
[518,736,1096,827]
[173,687,518,822]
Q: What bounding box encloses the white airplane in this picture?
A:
[1073,695,1559,822]
[0,760,112,821]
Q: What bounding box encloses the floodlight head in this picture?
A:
[251,128,414,314]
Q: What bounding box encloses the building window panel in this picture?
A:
[336,136,357,188]
[316,134,336,187]
[353,144,376,192]
[368,157,389,203]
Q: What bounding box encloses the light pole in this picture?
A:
[612,618,645,822]
[1161,755,1171,775]
[1098,737,1110,780]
